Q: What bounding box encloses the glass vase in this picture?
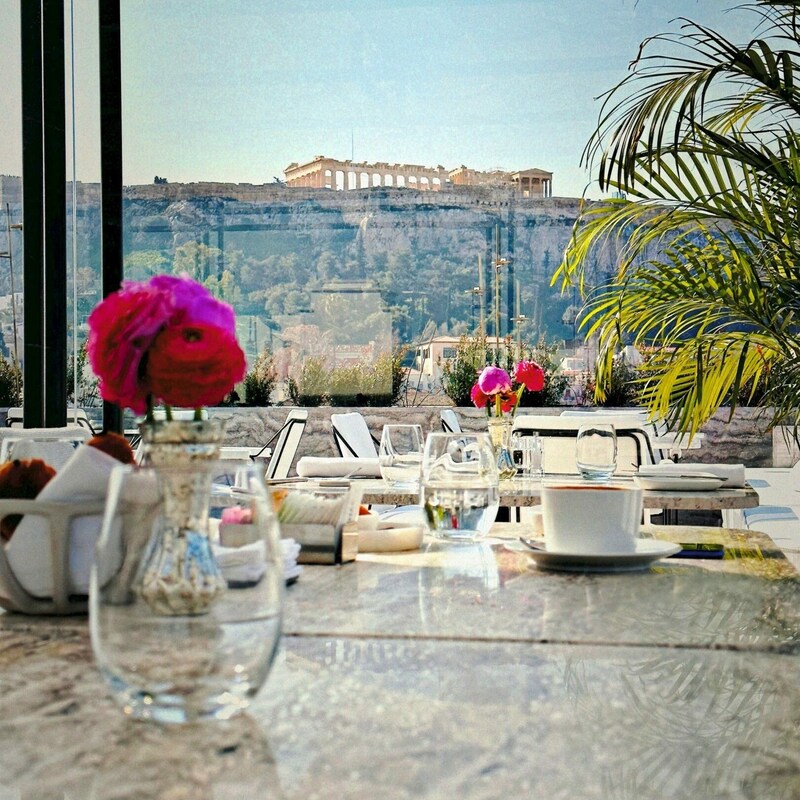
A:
[90,459,284,723]
[487,418,517,480]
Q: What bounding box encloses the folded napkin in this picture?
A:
[6,445,119,597]
[296,456,381,478]
[212,538,302,584]
[637,461,746,488]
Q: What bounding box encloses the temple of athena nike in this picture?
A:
[283,155,553,197]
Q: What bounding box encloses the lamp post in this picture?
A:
[493,256,511,354]
[511,313,527,352]
[465,286,482,334]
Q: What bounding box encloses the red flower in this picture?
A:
[470,383,489,408]
[147,324,246,408]
[499,392,517,414]
[514,360,545,392]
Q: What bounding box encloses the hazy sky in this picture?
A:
[0,0,757,198]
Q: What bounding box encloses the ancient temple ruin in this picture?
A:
[284,156,553,197]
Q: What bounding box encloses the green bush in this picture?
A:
[580,358,642,408]
[440,335,492,406]
[288,351,407,407]
[287,357,329,406]
[242,347,277,406]
[0,357,21,407]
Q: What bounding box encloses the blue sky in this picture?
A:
[0,0,757,198]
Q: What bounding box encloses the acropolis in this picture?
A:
[284,155,553,197]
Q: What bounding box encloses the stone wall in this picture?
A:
[210,404,776,470]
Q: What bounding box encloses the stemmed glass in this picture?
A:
[420,432,499,541]
[575,424,617,481]
[379,424,424,490]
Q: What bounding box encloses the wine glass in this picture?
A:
[90,460,283,723]
[420,432,499,541]
[575,424,617,481]
[379,424,424,490]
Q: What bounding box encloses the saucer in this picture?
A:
[508,539,681,572]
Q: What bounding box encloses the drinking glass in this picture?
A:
[512,433,544,478]
[575,424,617,481]
[379,424,424,490]
[90,461,283,723]
[420,432,499,541]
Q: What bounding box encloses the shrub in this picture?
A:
[0,357,21,407]
[289,350,407,407]
[242,347,277,406]
[441,335,491,406]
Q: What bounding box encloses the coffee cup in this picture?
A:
[540,483,643,554]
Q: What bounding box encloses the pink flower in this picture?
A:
[477,366,513,396]
[221,505,253,525]
[150,274,236,334]
[514,360,545,392]
[470,383,489,408]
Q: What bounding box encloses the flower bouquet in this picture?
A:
[87,274,246,420]
[470,360,545,478]
[470,360,545,418]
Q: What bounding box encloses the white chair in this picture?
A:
[6,407,98,435]
[441,409,462,433]
[0,427,91,470]
[330,412,380,458]
[330,412,424,524]
[261,409,309,480]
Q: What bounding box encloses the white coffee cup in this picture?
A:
[540,483,643,554]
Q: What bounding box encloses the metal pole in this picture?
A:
[20,0,45,427]
[42,0,68,428]
[99,0,124,434]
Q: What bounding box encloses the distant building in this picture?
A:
[284,156,553,197]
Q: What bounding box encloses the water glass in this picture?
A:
[575,424,617,481]
[420,432,499,541]
[90,461,283,723]
[379,424,424,490]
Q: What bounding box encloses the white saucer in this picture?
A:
[507,539,681,572]
[633,474,725,492]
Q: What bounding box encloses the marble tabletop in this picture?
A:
[0,524,798,799]
[356,476,761,510]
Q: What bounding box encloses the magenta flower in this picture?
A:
[477,366,513,395]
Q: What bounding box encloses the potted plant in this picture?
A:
[555,1,800,436]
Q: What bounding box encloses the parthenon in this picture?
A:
[284,156,553,197]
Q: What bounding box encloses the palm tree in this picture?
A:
[555,0,800,435]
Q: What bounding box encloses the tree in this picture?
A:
[555,1,800,435]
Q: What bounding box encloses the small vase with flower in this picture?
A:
[87,274,247,615]
[470,360,545,479]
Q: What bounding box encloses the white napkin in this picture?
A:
[637,461,746,488]
[296,456,381,478]
[6,445,119,597]
[213,538,302,584]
